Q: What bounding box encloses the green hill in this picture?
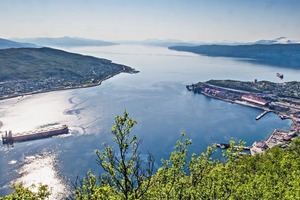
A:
[0,47,137,99]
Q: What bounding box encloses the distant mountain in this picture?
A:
[254,37,300,45]
[169,44,300,69]
[119,39,199,47]
[0,38,38,49]
[12,36,118,47]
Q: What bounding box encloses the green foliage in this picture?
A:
[74,171,117,200]
[0,183,51,200]
[75,111,154,200]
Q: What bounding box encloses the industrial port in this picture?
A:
[188,79,300,155]
[1,124,69,145]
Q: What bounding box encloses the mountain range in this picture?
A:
[0,38,38,49]
[254,37,300,45]
[169,43,300,69]
[12,36,118,47]
[1,36,299,50]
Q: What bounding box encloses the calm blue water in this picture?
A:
[0,45,298,198]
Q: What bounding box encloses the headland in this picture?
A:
[0,47,139,101]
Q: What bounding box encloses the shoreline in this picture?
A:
[0,68,138,130]
[0,68,139,102]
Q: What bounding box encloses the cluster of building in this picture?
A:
[0,63,133,100]
[251,129,298,155]
[0,78,82,99]
[198,84,270,110]
[0,73,105,100]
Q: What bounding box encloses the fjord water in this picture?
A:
[0,45,298,198]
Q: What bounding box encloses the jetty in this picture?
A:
[256,111,269,120]
[216,143,251,150]
[2,125,69,145]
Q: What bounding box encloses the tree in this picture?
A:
[0,183,51,200]
[73,171,116,200]
[94,111,154,200]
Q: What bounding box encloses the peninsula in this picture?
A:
[187,80,300,154]
[0,47,138,100]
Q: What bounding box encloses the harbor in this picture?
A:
[1,125,69,145]
[191,80,300,155]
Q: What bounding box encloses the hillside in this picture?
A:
[0,47,137,99]
[0,38,38,49]
[169,44,300,69]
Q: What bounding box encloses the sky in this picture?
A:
[0,0,300,42]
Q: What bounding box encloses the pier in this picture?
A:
[256,111,269,120]
[216,143,251,150]
[2,125,69,145]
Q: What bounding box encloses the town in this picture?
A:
[187,79,300,155]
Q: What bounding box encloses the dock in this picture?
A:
[250,129,298,155]
[256,111,269,120]
[216,143,251,150]
[2,125,69,145]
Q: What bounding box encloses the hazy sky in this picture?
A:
[1,0,300,42]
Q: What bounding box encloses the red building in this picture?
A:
[241,95,268,106]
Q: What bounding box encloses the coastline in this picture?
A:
[0,68,138,130]
[0,68,139,102]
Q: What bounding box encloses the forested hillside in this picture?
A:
[0,47,136,99]
[169,44,300,69]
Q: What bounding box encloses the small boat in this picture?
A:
[276,73,284,79]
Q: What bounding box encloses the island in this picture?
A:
[187,80,300,155]
[0,47,138,100]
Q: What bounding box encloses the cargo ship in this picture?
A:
[2,125,69,145]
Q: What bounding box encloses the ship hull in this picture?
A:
[2,125,69,145]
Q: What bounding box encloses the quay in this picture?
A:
[216,143,251,150]
[250,129,298,155]
[256,111,269,120]
[2,125,69,145]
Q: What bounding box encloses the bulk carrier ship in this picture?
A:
[2,124,69,145]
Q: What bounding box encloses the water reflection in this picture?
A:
[15,152,69,199]
[0,91,75,133]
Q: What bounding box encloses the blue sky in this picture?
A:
[1,0,299,42]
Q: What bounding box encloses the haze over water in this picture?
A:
[0,45,297,198]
